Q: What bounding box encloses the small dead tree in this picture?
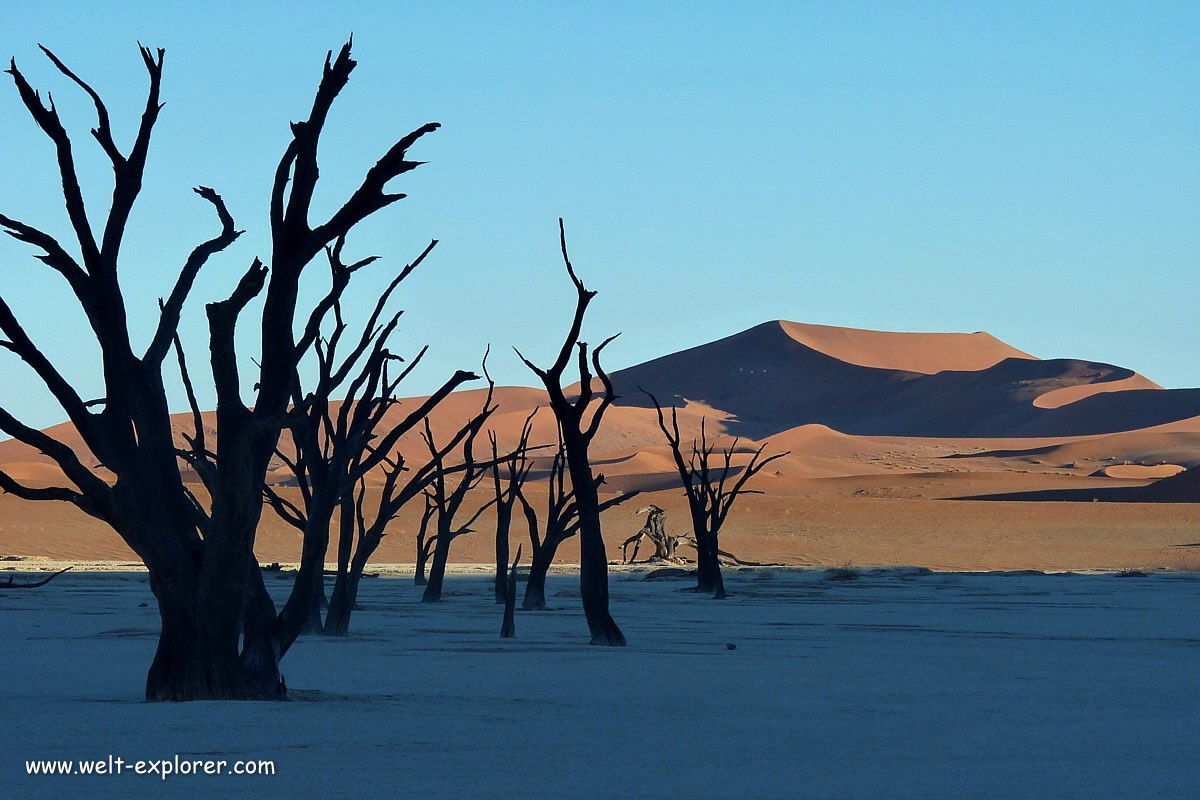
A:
[645,392,788,598]
[421,381,499,604]
[515,219,625,645]
[413,493,436,585]
[517,434,638,611]
[257,237,479,643]
[327,392,510,632]
[500,545,522,638]
[489,411,537,603]
[621,504,679,563]
[0,566,72,589]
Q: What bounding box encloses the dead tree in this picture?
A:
[489,411,537,603]
[259,238,479,642]
[421,381,499,603]
[621,504,679,563]
[515,219,626,645]
[0,41,440,699]
[0,566,72,588]
[645,393,788,598]
[413,494,436,585]
[326,393,507,633]
[517,434,638,611]
[500,545,522,638]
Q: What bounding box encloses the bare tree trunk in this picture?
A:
[325,521,379,637]
[325,578,352,638]
[274,497,335,646]
[693,532,727,598]
[500,546,521,638]
[494,501,512,604]
[712,555,727,600]
[321,495,356,634]
[522,536,559,611]
[692,508,720,594]
[422,533,453,603]
[301,587,327,635]
[150,565,278,701]
[415,539,432,585]
[565,449,624,645]
[240,562,284,696]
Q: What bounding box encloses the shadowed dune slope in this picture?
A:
[972,462,1200,503]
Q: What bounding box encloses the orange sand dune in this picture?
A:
[1033,373,1162,409]
[0,462,71,483]
[1096,464,1186,480]
[609,321,1200,438]
[763,424,897,460]
[779,321,1033,374]
[949,430,1200,472]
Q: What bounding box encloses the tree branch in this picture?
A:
[145,187,243,364]
[5,57,100,270]
[0,295,95,436]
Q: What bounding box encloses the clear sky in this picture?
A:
[1,1,1197,430]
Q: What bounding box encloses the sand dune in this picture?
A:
[1095,464,1185,479]
[0,462,70,484]
[763,423,896,460]
[1032,373,1161,409]
[779,321,1033,374]
[944,430,1200,472]
[609,321,1196,438]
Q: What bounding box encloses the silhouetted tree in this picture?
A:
[644,392,788,598]
[257,237,479,642]
[516,436,636,611]
[421,376,500,603]
[325,393,507,632]
[515,220,626,644]
[0,41,440,699]
[489,411,537,603]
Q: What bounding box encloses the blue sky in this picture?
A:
[1,1,1197,429]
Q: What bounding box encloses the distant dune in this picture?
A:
[778,321,1033,373]
[610,320,1199,439]
[6,320,1200,563]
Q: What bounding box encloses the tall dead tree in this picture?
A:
[645,392,788,598]
[0,41,441,699]
[488,411,537,603]
[515,219,626,645]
